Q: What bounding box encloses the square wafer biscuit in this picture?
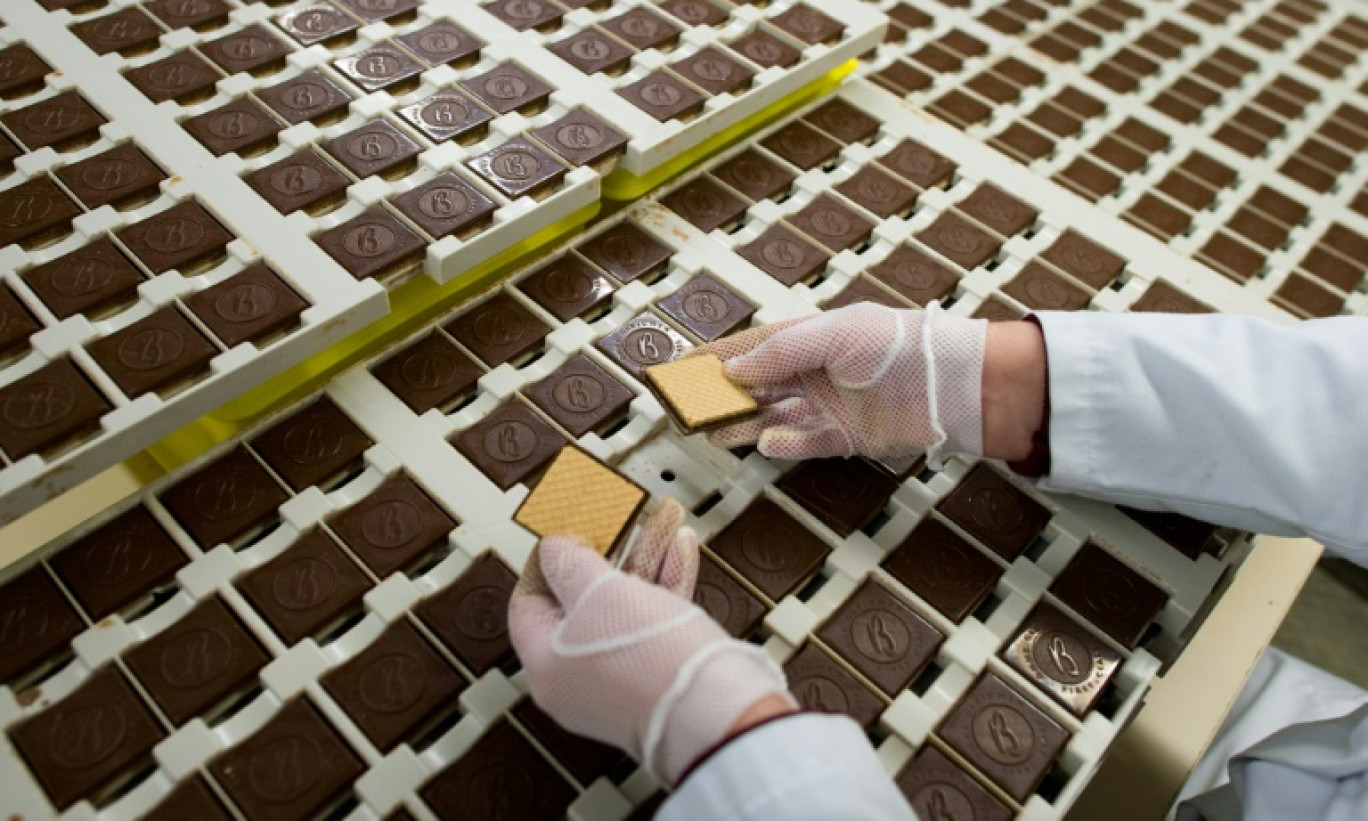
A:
[514,445,648,554]
[645,354,758,434]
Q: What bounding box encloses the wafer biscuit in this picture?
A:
[645,354,758,434]
[514,445,648,554]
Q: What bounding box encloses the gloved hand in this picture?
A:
[701,302,987,465]
[509,499,793,785]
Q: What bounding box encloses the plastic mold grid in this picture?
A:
[855,0,1368,320]
[0,89,1270,819]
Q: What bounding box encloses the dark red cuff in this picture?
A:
[673,709,808,789]
[1007,314,1051,479]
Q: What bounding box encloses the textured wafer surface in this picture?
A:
[646,354,757,433]
[515,446,647,554]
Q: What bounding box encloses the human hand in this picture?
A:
[508,499,793,785]
[701,302,988,464]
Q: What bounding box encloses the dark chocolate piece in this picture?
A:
[49,505,185,620]
[601,8,681,50]
[524,352,633,438]
[337,0,416,23]
[710,496,830,601]
[0,283,40,355]
[1004,602,1121,716]
[333,44,423,93]
[761,121,841,170]
[938,463,1050,561]
[738,223,828,286]
[257,71,352,125]
[1130,280,1212,314]
[777,457,898,538]
[879,139,955,189]
[10,667,164,810]
[420,721,574,819]
[416,552,518,674]
[824,276,904,310]
[125,53,221,105]
[55,142,164,210]
[71,9,162,56]
[0,358,110,460]
[895,746,1013,821]
[531,109,626,167]
[87,305,217,398]
[398,22,483,67]
[579,222,673,283]
[1195,231,1265,282]
[315,206,426,281]
[884,516,1001,624]
[917,212,1001,270]
[392,172,495,240]
[322,620,464,752]
[118,200,232,274]
[444,291,549,368]
[549,28,634,75]
[1119,505,1218,558]
[660,0,728,26]
[159,446,287,548]
[251,396,371,492]
[1040,229,1125,289]
[1002,261,1092,311]
[595,312,693,377]
[371,332,482,414]
[144,0,231,31]
[237,529,372,645]
[804,98,879,145]
[869,243,959,305]
[184,97,282,157]
[3,90,105,151]
[246,149,350,215]
[657,271,754,341]
[989,123,1053,163]
[1125,194,1191,241]
[693,554,766,638]
[729,29,800,68]
[835,166,917,219]
[662,177,748,232]
[465,138,567,199]
[514,699,625,785]
[1050,542,1169,648]
[0,178,80,249]
[938,674,1068,801]
[483,0,563,31]
[818,579,942,696]
[323,119,420,179]
[672,47,753,96]
[186,263,307,348]
[958,184,1038,236]
[771,4,844,44]
[712,149,794,201]
[784,642,883,729]
[330,473,455,577]
[518,253,615,322]
[928,89,992,128]
[618,71,707,122]
[274,3,358,48]
[461,63,551,115]
[786,194,874,253]
[0,45,50,99]
[453,400,565,490]
[209,699,363,821]
[398,92,492,144]
[200,25,291,76]
[144,777,233,821]
[0,566,84,683]
[124,596,269,725]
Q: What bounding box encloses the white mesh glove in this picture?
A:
[702,302,987,465]
[508,499,793,785]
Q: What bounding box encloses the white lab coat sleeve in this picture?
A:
[657,713,916,821]
[1033,311,1368,563]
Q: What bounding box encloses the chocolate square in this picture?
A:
[145,0,231,30]
[0,283,40,354]
[246,149,350,215]
[274,4,358,48]
[399,22,483,67]
[159,446,288,548]
[514,699,625,785]
[786,194,874,253]
[71,9,162,56]
[1050,542,1169,648]
[1130,280,1211,314]
[549,28,634,74]
[771,4,844,44]
[184,97,283,157]
[461,63,551,115]
[1004,602,1121,716]
[1002,260,1092,311]
[870,61,932,95]
[117,200,232,274]
[372,332,482,414]
[145,777,233,821]
[322,620,464,752]
[337,0,416,23]
[453,400,565,489]
[416,552,518,674]
[619,71,707,122]
[579,222,673,283]
[200,25,291,76]
[55,142,164,210]
[836,166,918,219]
[824,276,904,310]
[739,223,829,286]
[784,642,883,729]
[398,92,492,144]
[251,396,370,491]
[392,172,495,240]
[49,505,185,620]
[662,177,749,232]
[186,263,307,348]
[601,8,681,49]
[237,529,372,644]
[712,150,794,201]
[804,99,879,145]
[324,119,420,179]
[917,212,1001,270]
[595,312,693,377]
[1040,229,1125,289]
[928,90,992,127]
[990,123,1053,163]
[693,554,766,638]
[258,71,353,125]
[444,291,549,368]
[710,496,830,601]
[895,746,1013,821]
[0,178,81,249]
[10,667,164,810]
[818,580,941,696]
[958,184,1038,237]
[672,47,753,96]
[524,352,633,438]
[938,674,1067,801]
[938,463,1049,561]
[421,721,575,819]
[316,206,426,281]
[87,305,218,398]
[3,91,105,150]
[333,44,423,92]
[661,0,728,26]
[0,44,50,98]
[330,473,456,577]
[658,271,754,341]
[869,243,960,305]
[518,253,615,322]
[777,457,898,538]
[0,566,85,683]
[466,138,567,199]
[883,517,1001,624]
[483,0,563,31]
[209,699,363,820]
[762,121,841,170]
[1196,231,1265,282]
[879,139,955,189]
[124,596,269,725]
[532,109,626,168]
[0,358,110,460]
[1119,505,1217,558]
[729,29,800,69]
